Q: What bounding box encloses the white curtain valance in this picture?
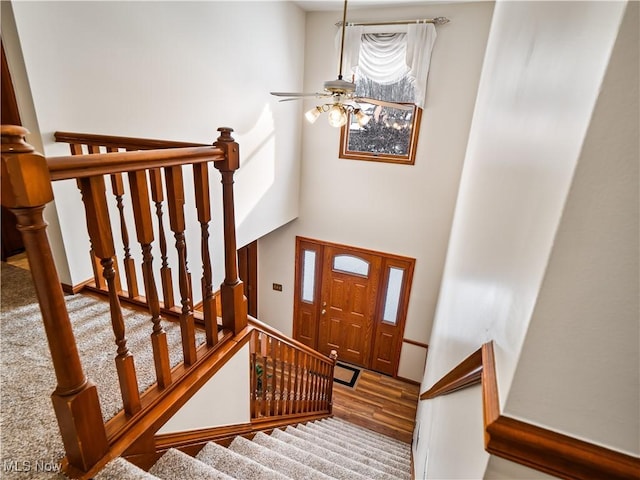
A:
[337,23,437,108]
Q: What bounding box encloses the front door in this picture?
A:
[318,246,381,366]
[293,237,415,376]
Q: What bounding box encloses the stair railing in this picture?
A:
[249,317,338,426]
[0,125,248,477]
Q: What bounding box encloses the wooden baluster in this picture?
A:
[261,333,269,418]
[270,336,278,417]
[311,357,319,412]
[249,331,257,419]
[193,162,217,346]
[328,350,338,413]
[301,354,308,414]
[1,126,108,471]
[284,346,293,415]
[69,142,104,290]
[278,341,286,415]
[294,350,302,414]
[148,169,174,310]
[213,128,247,334]
[164,165,197,366]
[77,175,141,416]
[322,360,329,409]
[253,332,260,418]
[128,170,172,388]
[111,173,139,298]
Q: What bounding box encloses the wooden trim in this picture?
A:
[403,338,428,349]
[419,347,482,400]
[481,342,640,480]
[396,375,421,386]
[61,278,94,295]
[339,105,422,165]
[54,131,207,151]
[423,341,640,480]
[155,423,253,451]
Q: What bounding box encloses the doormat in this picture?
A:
[334,362,361,388]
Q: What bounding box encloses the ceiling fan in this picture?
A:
[270,0,412,128]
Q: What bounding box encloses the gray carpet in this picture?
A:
[0,262,203,480]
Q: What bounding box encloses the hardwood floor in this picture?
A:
[5,251,29,270]
[332,367,420,444]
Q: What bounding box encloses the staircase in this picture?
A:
[95,418,412,480]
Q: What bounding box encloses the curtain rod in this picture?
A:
[336,17,450,27]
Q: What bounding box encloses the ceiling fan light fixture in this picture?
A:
[327,104,348,128]
[354,109,370,127]
[305,106,322,124]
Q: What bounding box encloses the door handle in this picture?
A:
[321,309,326,315]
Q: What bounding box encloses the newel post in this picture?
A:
[1,125,109,471]
[213,127,248,334]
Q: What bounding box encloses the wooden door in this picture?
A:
[293,237,414,376]
[318,246,381,367]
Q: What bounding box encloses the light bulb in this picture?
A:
[354,109,370,127]
[327,104,348,128]
[305,106,322,124]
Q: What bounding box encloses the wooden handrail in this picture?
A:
[54,131,207,150]
[249,316,335,364]
[47,146,226,180]
[2,124,248,478]
[420,341,640,480]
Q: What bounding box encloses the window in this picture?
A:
[338,24,437,165]
[332,254,370,277]
[301,249,316,303]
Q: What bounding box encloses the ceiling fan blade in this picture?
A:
[270,92,329,98]
[354,97,414,111]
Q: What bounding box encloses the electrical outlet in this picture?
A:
[272,283,283,292]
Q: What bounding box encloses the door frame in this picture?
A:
[293,236,415,377]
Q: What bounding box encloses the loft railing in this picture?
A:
[0,125,248,477]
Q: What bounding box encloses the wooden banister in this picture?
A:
[3,123,252,477]
[1,125,109,470]
[248,319,337,424]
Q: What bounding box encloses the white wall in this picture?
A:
[258,1,495,381]
[1,2,71,284]
[158,343,250,433]
[414,1,627,478]
[8,1,305,289]
[503,0,639,457]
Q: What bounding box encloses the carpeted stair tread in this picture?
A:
[293,423,410,477]
[94,457,161,480]
[321,419,411,457]
[197,440,291,480]
[300,422,410,466]
[252,431,369,480]
[272,427,398,480]
[149,448,233,480]
[309,421,410,463]
[323,417,411,452]
[229,436,334,480]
